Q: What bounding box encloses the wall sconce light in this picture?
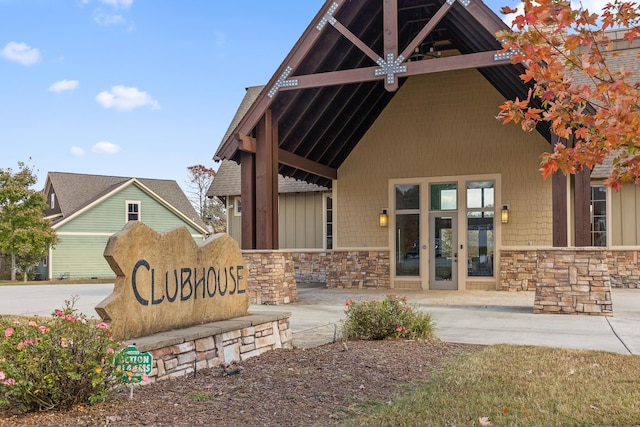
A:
[501,204,510,224]
[379,209,388,227]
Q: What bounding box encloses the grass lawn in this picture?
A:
[346,344,640,426]
[0,277,114,286]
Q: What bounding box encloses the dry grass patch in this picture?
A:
[347,344,640,427]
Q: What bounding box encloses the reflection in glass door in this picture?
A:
[395,184,420,277]
[429,213,458,290]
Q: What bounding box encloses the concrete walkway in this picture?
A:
[0,282,638,355]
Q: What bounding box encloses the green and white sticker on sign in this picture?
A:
[115,345,153,384]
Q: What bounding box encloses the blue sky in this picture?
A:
[0,0,597,191]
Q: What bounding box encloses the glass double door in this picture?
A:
[394,183,459,290]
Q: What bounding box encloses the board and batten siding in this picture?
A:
[227,192,326,249]
[278,192,324,249]
[611,184,640,245]
[51,184,205,279]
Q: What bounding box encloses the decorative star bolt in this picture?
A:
[317,2,339,31]
[374,53,407,85]
[268,66,299,98]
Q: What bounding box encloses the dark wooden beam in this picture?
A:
[331,18,380,64]
[283,51,512,92]
[255,110,279,249]
[552,134,568,247]
[383,0,399,91]
[238,134,256,153]
[278,149,337,180]
[216,0,348,160]
[235,0,348,139]
[574,168,592,246]
[240,152,256,250]
[400,1,453,61]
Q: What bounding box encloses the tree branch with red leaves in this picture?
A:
[497,0,640,190]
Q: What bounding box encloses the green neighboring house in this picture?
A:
[39,172,209,280]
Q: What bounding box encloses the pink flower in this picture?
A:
[396,326,403,332]
[60,339,68,348]
[54,309,64,316]
[141,374,149,382]
[96,322,109,329]
[38,326,48,333]
[17,339,33,350]
[28,321,37,327]
[106,348,115,354]
[4,328,13,338]
[345,300,351,307]
[65,314,74,321]
[0,371,5,380]
[3,378,15,386]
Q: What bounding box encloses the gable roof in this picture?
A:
[208,160,329,198]
[214,0,549,188]
[44,172,208,233]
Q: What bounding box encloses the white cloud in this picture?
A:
[92,141,121,154]
[93,9,125,26]
[0,42,40,66]
[95,85,160,111]
[98,0,133,9]
[48,80,79,93]
[80,0,133,8]
[70,146,86,157]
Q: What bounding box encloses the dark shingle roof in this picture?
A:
[207,160,329,197]
[45,172,208,232]
[218,85,265,153]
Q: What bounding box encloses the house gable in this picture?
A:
[55,182,205,237]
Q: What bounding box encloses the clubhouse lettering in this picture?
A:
[131,259,246,306]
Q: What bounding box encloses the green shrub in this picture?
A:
[0,298,121,412]
[342,294,435,341]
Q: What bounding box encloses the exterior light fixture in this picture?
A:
[379,209,388,227]
[501,205,510,224]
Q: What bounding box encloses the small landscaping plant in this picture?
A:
[0,297,121,412]
[343,294,435,341]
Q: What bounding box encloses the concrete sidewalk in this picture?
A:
[0,282,638,355]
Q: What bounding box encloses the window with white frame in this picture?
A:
[50,193,56,209]
[126,201,140,221]
[466,181,495,277]
[325,195,333,250]
[590,185,606,246]
[233,196,242,216]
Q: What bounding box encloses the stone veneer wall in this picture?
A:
[132,313,292,384]
[607,250,640,288]
[535,249,612,315]
[326,251,390,289]
[242,251,298,305]
[243,250,391,304]
[501,248,640,291]
[290,251,331,282]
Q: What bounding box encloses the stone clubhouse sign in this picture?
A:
[96,221,249,341]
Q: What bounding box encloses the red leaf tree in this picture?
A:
[497,0,640,190]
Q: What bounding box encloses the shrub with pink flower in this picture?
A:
[343,294,435,341]
[0,296,122,413]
